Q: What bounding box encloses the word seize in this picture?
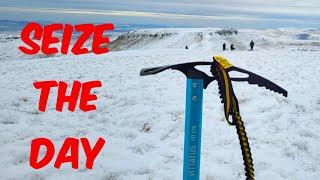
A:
[19,22,114,55]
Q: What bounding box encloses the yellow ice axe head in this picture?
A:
[211,55,236,124]
[213,55,233,69]
[211,55,287,125]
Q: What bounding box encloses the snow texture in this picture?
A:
[0,28,319,180]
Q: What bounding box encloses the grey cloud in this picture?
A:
[0,0,319,28]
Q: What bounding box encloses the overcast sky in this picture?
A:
[0,0,319,29]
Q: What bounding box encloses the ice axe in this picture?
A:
[140,55,287,180]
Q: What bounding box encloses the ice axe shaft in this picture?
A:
[183,78,203,180]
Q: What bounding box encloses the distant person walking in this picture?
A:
[223,43,226,51]
[230,44,235,51]
[250,40,254,51]
[185,45,188,49]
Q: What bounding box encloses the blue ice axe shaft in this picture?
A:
[183,78,203,180]
[139,62,212,180]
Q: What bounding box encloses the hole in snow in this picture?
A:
[229,71,249,78]
[195,65,212,76]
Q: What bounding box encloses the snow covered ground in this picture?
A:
[0,28,319,180]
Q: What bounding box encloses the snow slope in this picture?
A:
[108,28,320,52]
[0,28,320,180]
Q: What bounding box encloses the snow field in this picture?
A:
[0,28,319,179]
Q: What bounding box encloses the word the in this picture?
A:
[30,137,105,169]
[19,22,114,55]
[33,80,102,112]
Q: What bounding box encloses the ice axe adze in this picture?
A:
[140,55,287,180]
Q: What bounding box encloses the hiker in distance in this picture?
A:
[185,45,188,49]
[230,44,235,51]
[223,43,226,51]
[250,40,255,51]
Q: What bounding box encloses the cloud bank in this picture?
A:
[0,0,319,28]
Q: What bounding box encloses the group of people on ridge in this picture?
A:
[223,43,235,51]
[223,40,255,51]
[185,40,255,51]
